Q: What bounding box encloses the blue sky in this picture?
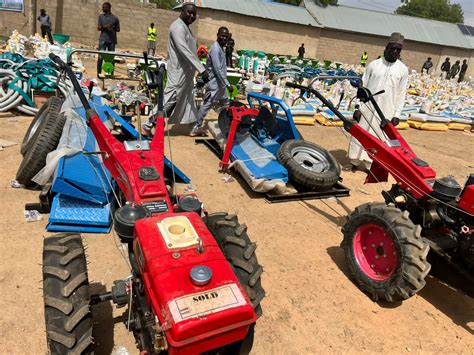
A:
[338,0,474,26]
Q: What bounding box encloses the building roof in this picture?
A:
[457,23,474,48]
[303,0,472,49]
[194,0,321,28]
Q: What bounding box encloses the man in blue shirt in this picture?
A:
[97,2,120,76]
[191,27,233,136]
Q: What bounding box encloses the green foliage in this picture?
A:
[396,0,464,23]
[150,0,178,10]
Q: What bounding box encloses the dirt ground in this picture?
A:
[1,104,474,354]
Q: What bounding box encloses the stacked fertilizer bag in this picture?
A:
[404,71,473,131]
[5,30,29,56]
[237,49,472,131]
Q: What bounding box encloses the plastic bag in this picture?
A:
[32,108,88,185]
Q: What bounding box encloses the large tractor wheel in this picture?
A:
[21,96,63,155]
[204,213,265,354]
[43,233,93,354]
[342,203,431,302]
[277,139,340,190]
[16,107,66,186]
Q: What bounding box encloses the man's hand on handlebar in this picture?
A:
[353,107,362,123]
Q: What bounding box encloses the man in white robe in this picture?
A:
[191,27,234,137]
[346,32,408,171]
[163,3,209,125]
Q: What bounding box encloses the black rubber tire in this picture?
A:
[21,96,63,155]
[342,203,431,302]
[43,233,93,354]
[16,110,66,186]
[277,139,340,190]
[204,212,265,354]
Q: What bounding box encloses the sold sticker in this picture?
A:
[168,284,247,323]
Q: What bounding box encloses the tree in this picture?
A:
[396,0,464,24]
[150,0,178,10]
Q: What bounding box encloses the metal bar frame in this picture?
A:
[195,138,350,203]
[66,48,162,67]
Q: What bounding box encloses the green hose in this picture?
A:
[0,52,60,114]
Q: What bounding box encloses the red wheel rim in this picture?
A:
[353,224,398,281]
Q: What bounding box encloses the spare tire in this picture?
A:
[277,139,340,190]
[21,97,63,156]
[16,111,66,186]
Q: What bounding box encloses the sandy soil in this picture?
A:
[1,96,473,353]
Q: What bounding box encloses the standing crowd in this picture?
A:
[37,1,470,139]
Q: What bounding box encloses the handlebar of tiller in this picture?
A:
[157,64,166,112]
[50,53,167,119]
[142,50,166,111]
[285,82,349,124]
[285,82,390,128]
[49,53,93,114]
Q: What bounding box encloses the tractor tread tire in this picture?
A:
[16,107,66,186]
[21,96,63,155]
[204,212,265,317]
[43,233,93,355]
[342,202,431,302]
[204,213,265,354]
[277,139,340,190]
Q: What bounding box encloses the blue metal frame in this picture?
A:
[52,154,111,204]
[246,92,302,142]
[48,94,191,233]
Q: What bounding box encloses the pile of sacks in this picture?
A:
[5,30,75,61]
[402,71,473,131]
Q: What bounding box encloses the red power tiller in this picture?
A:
[287,81,473,302]
[42,54,265,354]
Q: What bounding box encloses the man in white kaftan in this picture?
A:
[347,32,408,171]
[164,3,208,125]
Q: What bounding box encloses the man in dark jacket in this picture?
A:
[226,33,235,68]
[440,57,451,79]
[298,43,305,59]
[447,60,460,80]
[458,59,468,83]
